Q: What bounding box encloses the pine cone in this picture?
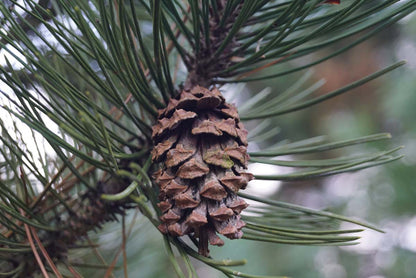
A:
[152,86,253,256]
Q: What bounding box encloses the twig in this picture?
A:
[20,209,49,278]
[86,236,115,278]
[104,209,140,278]
[30,226,63,278]
[66,264,82,278]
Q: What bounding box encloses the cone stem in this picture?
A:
[198,227,209,257]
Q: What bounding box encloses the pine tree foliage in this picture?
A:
[0,0,414,277]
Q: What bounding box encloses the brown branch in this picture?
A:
[66,264,82,278]
[104,209,140,278]
[20,209,50,278]
[30,226,63,278]
[86,236,115,278]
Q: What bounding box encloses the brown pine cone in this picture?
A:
[152,85,253,256]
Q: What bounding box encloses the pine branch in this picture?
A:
[0,1,414,277]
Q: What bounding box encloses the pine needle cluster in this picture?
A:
[0,1,414,277]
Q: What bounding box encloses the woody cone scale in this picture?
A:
[152,86,253,256]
